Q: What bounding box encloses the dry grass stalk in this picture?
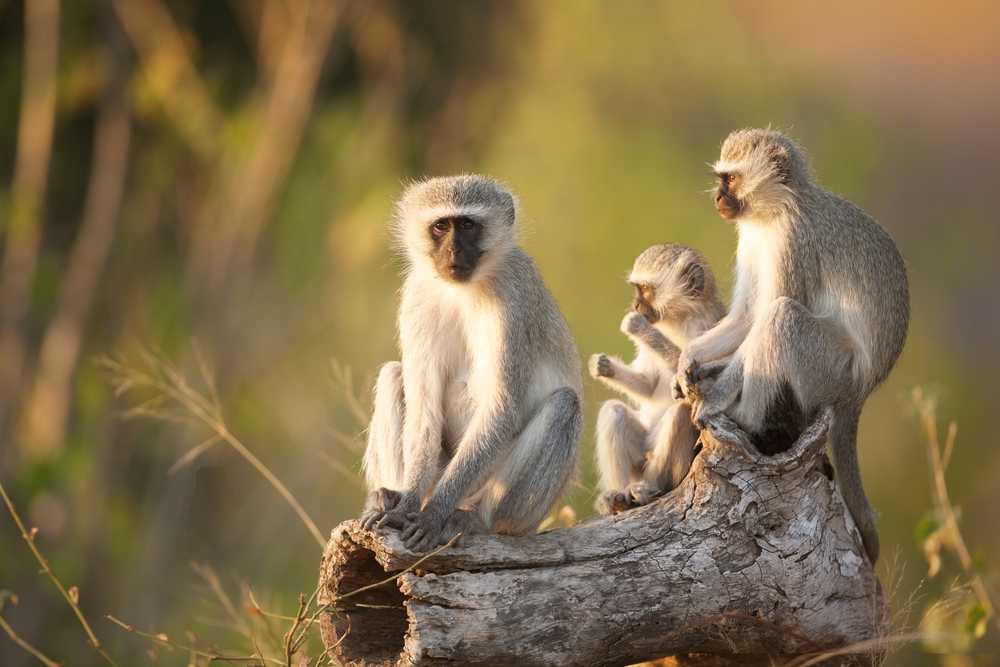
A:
[99,345,326,548]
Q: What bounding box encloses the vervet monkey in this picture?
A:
[674,128,910,563]
[591,244,725,515]
[360,174,584,552]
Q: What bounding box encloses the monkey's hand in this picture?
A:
[400,510,446,552]
[621,311,653,338]
[672,357,702,400]
[673,358,726,400]
[589,353,615,379]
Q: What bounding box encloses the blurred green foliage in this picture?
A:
[1,0,999,663]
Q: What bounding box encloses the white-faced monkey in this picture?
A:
[591,244,725,515]
[360,174,584,552]
[675,129,910,563]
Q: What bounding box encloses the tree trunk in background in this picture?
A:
[0,0,60,450]
[317,408,890,667]
[18,10,132,457]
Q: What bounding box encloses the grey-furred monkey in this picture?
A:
[591,244,725,516]
[674,128,910,563]
[360,174,584,552]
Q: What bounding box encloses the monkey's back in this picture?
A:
[801,188,910,389]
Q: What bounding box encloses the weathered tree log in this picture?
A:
[317,407,890,667]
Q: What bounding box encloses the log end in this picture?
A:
[318,524,409,667]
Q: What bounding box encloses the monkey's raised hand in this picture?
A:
[621,311,653,338]
[589,353,615,379]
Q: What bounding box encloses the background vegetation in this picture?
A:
[1,0,998,663]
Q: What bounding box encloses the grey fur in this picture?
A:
[360,174,584,552]
[591,244,725,515]
[676,128,910,563]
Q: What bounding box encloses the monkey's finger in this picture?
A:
[403,529,425,550]
[672,377,685,400]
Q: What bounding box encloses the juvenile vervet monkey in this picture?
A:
[674,128,910,563]
[360,174,584,552]
[591,244,725,516]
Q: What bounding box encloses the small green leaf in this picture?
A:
[962,602,986,638]
[915,515,940,542]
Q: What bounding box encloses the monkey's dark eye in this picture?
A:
[433,220,449,232]
[461,220,475,230]
[728,174,737,183]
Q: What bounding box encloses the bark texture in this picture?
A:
[317,407,890,667]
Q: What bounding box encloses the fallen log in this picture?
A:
[317,407,890,666]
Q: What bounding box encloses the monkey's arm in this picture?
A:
[402,316,535,551]
[674,311,751,398]
[621,312,680,365]
[589,353,655,399]
[403,394,522,551]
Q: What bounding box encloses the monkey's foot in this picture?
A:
[359,488,406,531]
[365,487,402,512]
[596,490,634,516]
[360,506,412,533]
[400,510,445,553]
[625,480,664,507]
[442,508,489,547]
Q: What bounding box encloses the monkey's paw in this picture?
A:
[442,508,489,547]
[589,353,614,379]
[365,487,401,512]
[595,490,634,516]
[691,397,723,430]
[621,311,652,337]
[400,510,446,552]
[360,505,410,532]
[359,487,405,531]
[626,480,664,507]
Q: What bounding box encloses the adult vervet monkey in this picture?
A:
[591,244,724,515]
[360,174,584,552]
[674,128,909,563]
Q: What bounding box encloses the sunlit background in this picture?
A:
[1,1,999,663]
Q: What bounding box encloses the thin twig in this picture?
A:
[0,480,120,666]
[0,611,60,666]
[106,616,282,665]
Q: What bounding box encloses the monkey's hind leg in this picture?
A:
[627,402,698,507]
[477,387,583,535]
[360,362,407,530]
[593,400,649,516]
[727,297,879,562]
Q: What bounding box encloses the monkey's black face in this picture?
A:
[632,284,660,323]
[714,172,744,220]
[429,216,485,282]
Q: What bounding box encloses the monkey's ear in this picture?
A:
[682,263,706,297]
[771,146,791,184]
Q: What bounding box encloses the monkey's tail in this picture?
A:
[830,406,880,564]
